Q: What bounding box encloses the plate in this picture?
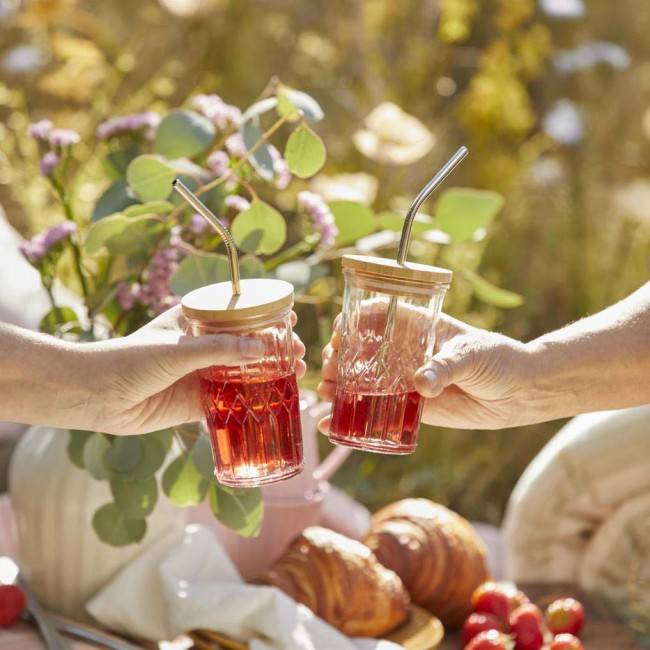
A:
[190,606,444,650]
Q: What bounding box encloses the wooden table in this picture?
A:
[439,585,642,649]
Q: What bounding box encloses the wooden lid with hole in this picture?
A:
[342,254,452,285]
[181,278,294,325]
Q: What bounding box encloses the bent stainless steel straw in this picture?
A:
[172,178,242,296]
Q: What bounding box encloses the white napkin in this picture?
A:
[87,525,402,650]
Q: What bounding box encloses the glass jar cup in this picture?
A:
[329,255,451,455]
[183,279,303,487]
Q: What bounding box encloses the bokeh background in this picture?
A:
[1,0,649,524]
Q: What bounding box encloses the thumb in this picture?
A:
[414,340,475,398]
[157,334,265,378]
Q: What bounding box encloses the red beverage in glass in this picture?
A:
[330,389,423,454]
[200,371,302,486]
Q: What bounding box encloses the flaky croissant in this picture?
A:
[364,499,489,627]
[260,526,410,637]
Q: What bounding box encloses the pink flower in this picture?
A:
[225,195,250,213]
[207,150,230,176]
[117,283,141,311]
[96,112,161,140]
[39,151,60,177]
[190,213,208,233]
[269,145,291,190]
[29,119,53,141]
[49,128,81,148]
[19,220,76,263]
[192,94,242,131]
[297,191,338,247]
[225,133,246,158]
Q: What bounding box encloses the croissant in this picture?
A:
[260,526,410,637]
[364,499,489,627]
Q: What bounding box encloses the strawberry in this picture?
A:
[0,585,27,626]
[462,612,504,646]
[471,582,512,625]
[550,633,585,650]
[546,598,585,636]
[509,603,545,650]
[465,629,514,650]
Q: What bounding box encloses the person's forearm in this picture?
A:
[523,282,650,421]
[0,323,92,429]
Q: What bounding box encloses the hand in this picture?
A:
[84,306,306,435]
[318,310,532,431]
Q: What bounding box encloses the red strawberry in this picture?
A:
[465,629,514,650]
[546,598,585,636]
[462,612,504,646]
[505,587,530,611]
[0,585,27,626]
[471,582,512,625]
[550,633,585,650]
[509,603,545,650]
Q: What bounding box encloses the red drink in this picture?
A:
[329,388,424,455]
[200,371,303,486]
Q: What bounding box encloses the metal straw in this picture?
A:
[172,179,241,296]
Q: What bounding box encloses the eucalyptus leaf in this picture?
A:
[129,436,166,480]
[67,430,93,469]
[191,435,217,483]
[208,484,263,538]
[464,271,524,308]
[275,261,328,293]
[169,252,230,295]
[436,188,505,242]
[92,503,146,547]
[231,200,286,255]
[240,254,268,279]
[282,88,324,122]
[328,201,377,246]
[106,437,143,474]
[83,434,112,481]
[162,453,209,506]
[276,89,300,122]
[102,146,139,181]
[152,429,174,454]
[154,110,216,159]
[39,306,81,336]
[110,476,158,518]
[241,97,278,124]
[241,122,274,181]
[285,124,326,179]
[92,181,137,221]
[126,155,177,202]
[124,200,173,217]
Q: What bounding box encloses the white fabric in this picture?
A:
[87,525,403,650]
[504,405,650,605]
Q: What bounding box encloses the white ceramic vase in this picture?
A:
[8,426,185,620]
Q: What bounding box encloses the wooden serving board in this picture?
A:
[439,584,642,650]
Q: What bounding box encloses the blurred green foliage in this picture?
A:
[1,0,649,530]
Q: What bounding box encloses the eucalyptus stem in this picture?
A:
[264,234,319,271]
[43,281,64,328]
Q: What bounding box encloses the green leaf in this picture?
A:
[124,200,173,217]
[231,200,286,255]
[154,109,216,159]
[110,476,158,518]
[240,254,268,279]
[241,97,278,123]
[129,436,166,480]
[276,90,300,122]
[376,211,435,237]
[436,188,505,242]
[92,181,137,221]
[328,201,377,246]
[151,429,173,454]
[284,123,326,179]
[67,430,93,469]
[191,435,217,483]
[282,88,324,122]
[241,122,274,181]
[102,146,139,181]
[208,484,263,538]
[126,155,177,202]
[169,252,230,295]
[275,261,328,293]
[162,453,209,506]
[106,437,143,474]
[39,306,82,336]
[83,434,112,481]
[464,271,524,308]
[92,503,146,547]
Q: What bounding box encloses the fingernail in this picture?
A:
[422,369,437,386]
[241,338,264,358]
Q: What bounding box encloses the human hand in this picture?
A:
[83,306,306,435]
[318,309,533,431]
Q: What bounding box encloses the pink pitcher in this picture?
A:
[187,391,370,580]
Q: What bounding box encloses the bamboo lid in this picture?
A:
[182,278,294,324]
[342,254,452,286]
